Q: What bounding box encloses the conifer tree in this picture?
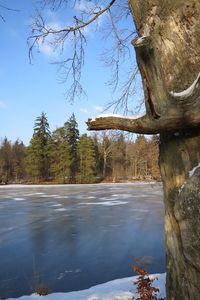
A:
[0,137,13,183]
[12,140,26,182]
[64,113,79,183]
[50,127,70,183]
[78,134,97,183]
[26,112,51,182]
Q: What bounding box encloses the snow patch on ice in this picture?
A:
[80,201,128,206]
[111,194,133,198]
[51,204,62,207]
[13,197,26,201]
[54,208,67,212]
[34,192,45,195]
[57,269,81,280]
[57,273,65,280]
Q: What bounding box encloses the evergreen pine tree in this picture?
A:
[12,140,26,182]
[64,113,79,183]
[0,137,13,183]
[50,127,71,183]
[78,134,97,183]
[25,112,51,182]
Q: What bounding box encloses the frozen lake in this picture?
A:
[0,183,165,298]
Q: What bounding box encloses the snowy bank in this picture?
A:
[7,273,166,300]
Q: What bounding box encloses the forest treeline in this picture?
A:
[0,112,160,184]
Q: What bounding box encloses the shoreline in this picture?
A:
[0,181,161,188]
[7,273,166,300]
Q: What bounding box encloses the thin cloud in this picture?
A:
[80,108,90,114]
[93,105,104,113]
[37,2,107,57]
[0,101,6,109]
[75,0,97,14]
[37,22,66,58]
[74,0,107,35]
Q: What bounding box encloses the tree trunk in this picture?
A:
[159,131,200,299]
[130,1,200,298]
[103,151,107,178]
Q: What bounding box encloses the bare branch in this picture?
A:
[0,3,19,22]
[0,13,5,22]
[105,67,139,114]
[87,113,157,134]
[0,4,19,12]
[30,0,117,39]
[28,0,119,102]
[87,93,200,134]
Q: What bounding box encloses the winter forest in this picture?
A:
[0,112,159,184]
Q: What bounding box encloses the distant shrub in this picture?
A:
[34,285,50,296]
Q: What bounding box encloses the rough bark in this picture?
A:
[88,1,200,298]
[160,131,200,300]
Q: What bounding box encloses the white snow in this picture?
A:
[189,162,200,178]
[170,72,200,98]
[135,35,147,45]
[80,201,128,206]
[91,113,146,122]
[178,162,200,193]
[54,208,67,212]
[51,204,62,207]
[7,273,166,300]
[34,193,45,195]
[12,197,26,201]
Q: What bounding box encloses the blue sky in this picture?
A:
[0,0,142,145]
